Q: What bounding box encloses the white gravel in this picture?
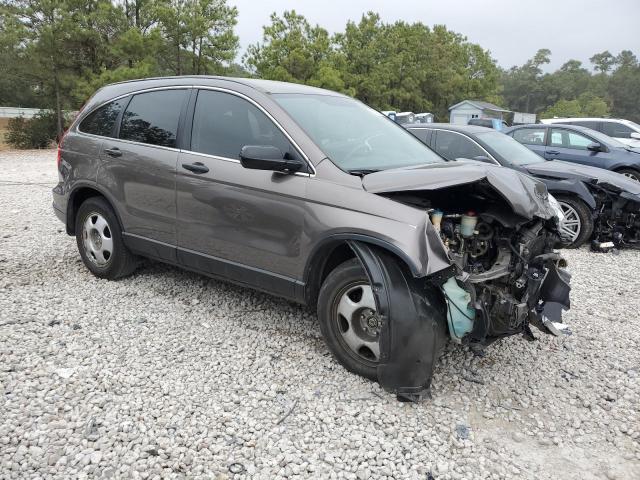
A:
[1,149,639,480]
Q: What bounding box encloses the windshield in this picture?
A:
[273,94,444,171]
[476,131,546,165]
[584,129,629,148]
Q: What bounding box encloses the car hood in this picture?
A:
[525,160,640,196]
[362,161,556,220]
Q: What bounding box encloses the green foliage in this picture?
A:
[6,111,65,149]
[246,11,500,120]
[542,93,610,119]
[1,1,639,130]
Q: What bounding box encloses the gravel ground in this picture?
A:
[1,149,639,480]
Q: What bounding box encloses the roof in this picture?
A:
[107,75,345,96]
[448,100,511,113]
[540,117,630,124]
[503,123,596,135]
[404,122,493,134]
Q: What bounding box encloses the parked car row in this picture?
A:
[405,123,640,250]
[54,77,572,401]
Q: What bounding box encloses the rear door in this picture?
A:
[546,127,608,168]
[97,88,189,260]
[175,88,309,298]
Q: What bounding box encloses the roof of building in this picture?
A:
[448,100,511,113]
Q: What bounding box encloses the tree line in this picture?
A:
[1,1,638,147]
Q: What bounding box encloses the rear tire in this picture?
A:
[75,196,138,279]
[318,259,378,381]
[556,195,593,248]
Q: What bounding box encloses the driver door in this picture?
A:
[176,89,308,298]
[546,128,606,168]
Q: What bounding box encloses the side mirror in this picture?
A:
[630,132,640,140]
[587,142,603,152]
[239,145,304,173]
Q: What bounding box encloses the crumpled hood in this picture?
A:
[525,160,640,197]
[362,161,556,220]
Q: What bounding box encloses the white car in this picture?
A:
[540,118,640,148]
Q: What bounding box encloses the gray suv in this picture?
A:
[53,76,571,401]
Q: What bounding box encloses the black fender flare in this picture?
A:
[347,240,448,401]
[66,182,126,235]
[542,178,597,210]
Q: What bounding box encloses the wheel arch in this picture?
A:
[303,234,421,306]
[66,184,123,236]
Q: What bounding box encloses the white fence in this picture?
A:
[0,107,44,119]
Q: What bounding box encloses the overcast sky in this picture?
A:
[228,0,639,71]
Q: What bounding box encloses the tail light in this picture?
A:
[56,130,67,168]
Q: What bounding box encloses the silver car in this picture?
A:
[53,76,571,401]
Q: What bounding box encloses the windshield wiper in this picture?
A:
[348,169,380,176]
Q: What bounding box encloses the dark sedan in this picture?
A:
[404,123,640,249]
[505,123,640,182]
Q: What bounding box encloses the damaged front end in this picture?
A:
[591,185,640,251]
[357,164,572,400]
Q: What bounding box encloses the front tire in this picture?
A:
[318,259,379,381]
[75,196,138,279]
[556,195,593,248]
[617,168,640,183]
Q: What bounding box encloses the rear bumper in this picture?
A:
[52,183,68,228]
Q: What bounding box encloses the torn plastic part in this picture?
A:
[347,240,447,402]
[441,277,475,342]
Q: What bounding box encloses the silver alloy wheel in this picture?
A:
[622,171,640,182]
[557,201,582,243]
[335,282,381,363]
[82,212,114,266]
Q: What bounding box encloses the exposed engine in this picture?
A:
[592,188,640,250]
[432,210,571,345]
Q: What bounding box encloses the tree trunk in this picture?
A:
[176,41,182,75]
[197,37,203,74]
[54,69,63,139]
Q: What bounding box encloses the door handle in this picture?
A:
[182,162,209,174]
[104,147,122,157]
[547,150,560,155]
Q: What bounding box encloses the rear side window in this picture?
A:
[601,122,633,138]
[79,99,125,137]
[119,90,186,148]
[408,128,430,144]
[570,121,599,130]
[190,90,291,160]
[512,128,546,145]
[433,131,485,161]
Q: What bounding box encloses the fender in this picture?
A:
[347,241,448,401]
[66,181,126,235]
[542,178,597,210]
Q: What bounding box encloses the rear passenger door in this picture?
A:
[97,88,189,260]
[176,88,308,298]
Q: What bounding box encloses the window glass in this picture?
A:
[407,128,429,144]
[79,99,125,137]
[512,127,546,145]
[476,131,544,165]
[434,131,485,161]
[601,122,633,138]
[550,129,593,150]
[120,90,186,147]
[570,121,599,130]
[273,94,443,172]
[191,90,291,160]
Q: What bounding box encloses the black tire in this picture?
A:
[318,259,378,381]
[75,196,138,279]
[555,195,594,248]
[616,168,640,183]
